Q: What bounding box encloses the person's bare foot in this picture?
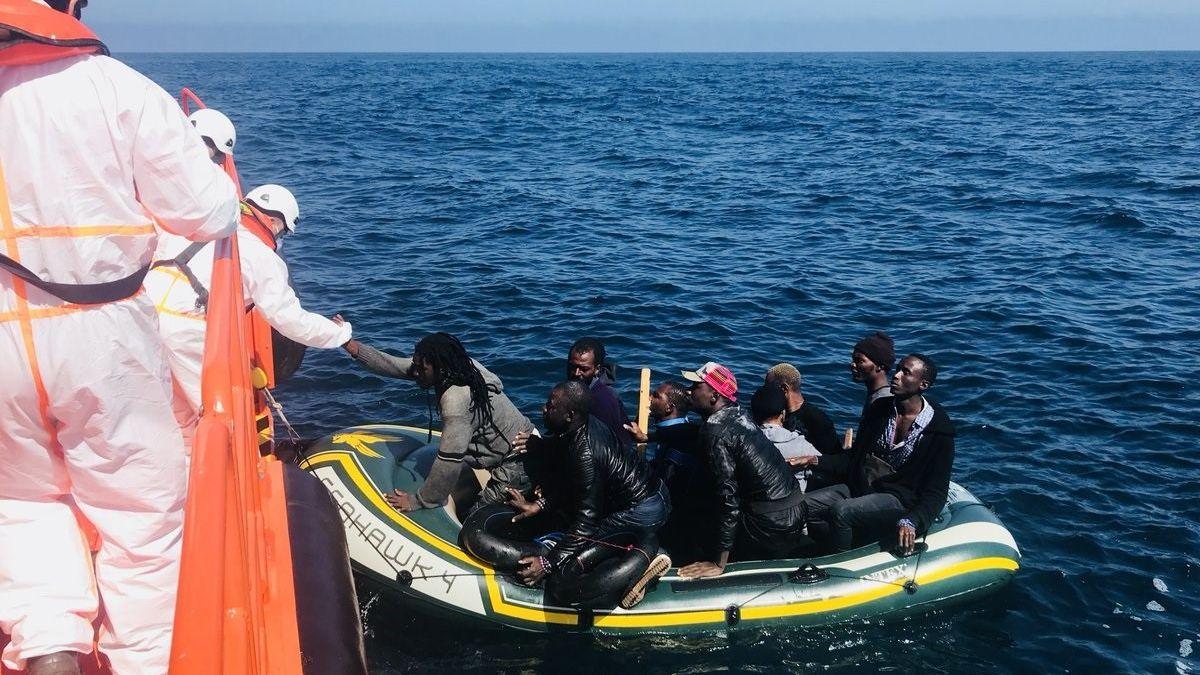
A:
[27,651,82,675]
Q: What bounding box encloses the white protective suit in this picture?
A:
[145,226,352,415]
[0,54,239,674]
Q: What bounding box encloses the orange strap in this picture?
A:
[0,158,60,450]
[240,202,277,250]
[0,223,156,239]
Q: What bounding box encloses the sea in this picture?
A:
[126,52,1200,673]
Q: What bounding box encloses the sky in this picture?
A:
[87,0,1200,53]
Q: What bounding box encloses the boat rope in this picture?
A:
[729,532,932,611]
[264,389,435,586]
[290,436,439,584]
[394,570,491,586]
[561,533,652,561]
[262,386,301,443]
[818,535,929,593]
[906,538,927,593]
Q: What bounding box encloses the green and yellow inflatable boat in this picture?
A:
[302,424,1020,634]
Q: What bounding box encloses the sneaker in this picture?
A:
[619,552,672,609]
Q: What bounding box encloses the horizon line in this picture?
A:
[116,48,1200,55]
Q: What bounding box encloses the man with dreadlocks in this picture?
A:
[343,333,536,512]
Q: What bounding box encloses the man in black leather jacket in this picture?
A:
[677,362,807,579]
[510,381,671,604]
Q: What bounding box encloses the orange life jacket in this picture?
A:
[240,201,279,251]
[0,0,107,66]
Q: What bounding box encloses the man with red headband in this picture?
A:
[676,362,807,579]
[0,2,238,673]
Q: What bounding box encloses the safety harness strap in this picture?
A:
[0,252,149,304]
[150,241,210,311]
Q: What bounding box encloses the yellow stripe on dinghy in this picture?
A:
[304,447,1019,629]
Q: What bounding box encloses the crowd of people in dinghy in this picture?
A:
[3,1,955,667]
[340,330,955,608]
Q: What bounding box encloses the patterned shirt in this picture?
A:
[876,398,935,469]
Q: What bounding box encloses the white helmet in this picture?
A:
[188,108,236,157]
[245,184,300,234]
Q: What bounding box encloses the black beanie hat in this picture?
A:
[751,385,788,425]
[854,332,895,371]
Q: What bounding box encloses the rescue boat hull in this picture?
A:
[302,424,1020,635]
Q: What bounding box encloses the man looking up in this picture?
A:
[677,363,806,579]
[765,363,841,455]
[510,381,671,609]
[796,354,955,554]
[0,3,239,672]
[851,331,895,419]
[567,337,633,449]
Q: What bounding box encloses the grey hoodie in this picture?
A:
[760,423,821,492]
[353,343,534,508]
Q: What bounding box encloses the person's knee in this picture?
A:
[830,499,855,526]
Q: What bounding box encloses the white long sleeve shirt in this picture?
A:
[147,227,352,348]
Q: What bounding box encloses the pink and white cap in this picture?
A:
[682,361,738,403]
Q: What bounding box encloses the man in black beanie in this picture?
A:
[851,332,895,420]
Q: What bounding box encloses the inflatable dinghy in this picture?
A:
[302,424,1019,634]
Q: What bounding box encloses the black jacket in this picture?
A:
[541,416,658,571]
[784,401,842,455]
[817,397,955,533]
[649,418,703,476]
[700,405,802,552]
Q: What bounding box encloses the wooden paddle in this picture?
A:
[636,367,651,455]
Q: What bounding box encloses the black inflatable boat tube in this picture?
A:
[283,464,369,674]
[460,503,658,609]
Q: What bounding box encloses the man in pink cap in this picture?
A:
[677,362,807,578]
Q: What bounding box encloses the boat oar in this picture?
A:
[636,367,650,455]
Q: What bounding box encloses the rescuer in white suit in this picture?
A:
[145,182,353,415]
[0,1,239,673]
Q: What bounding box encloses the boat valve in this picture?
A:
[396,570,413,587]
[903,580,919,595]
[724,604,740,627]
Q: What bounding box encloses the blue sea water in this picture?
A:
[127,52,1200,673]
